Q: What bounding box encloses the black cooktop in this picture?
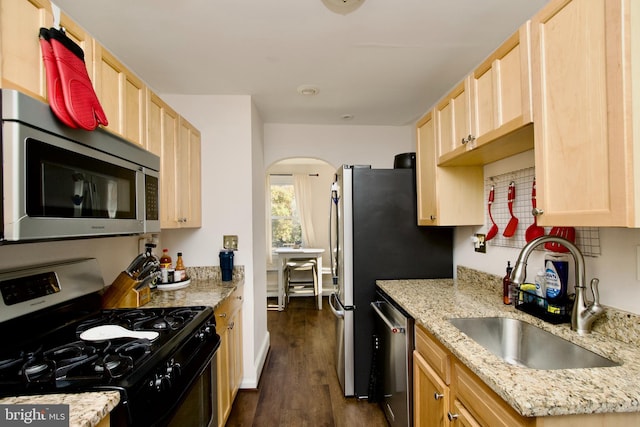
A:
[0,305,213,397]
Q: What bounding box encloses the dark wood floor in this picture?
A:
[226,297,389,427]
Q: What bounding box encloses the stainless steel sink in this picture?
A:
[449,317,619,370]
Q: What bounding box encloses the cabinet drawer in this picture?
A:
[452,360,533,427]
[415,324,451,385]
[450,399,481,427]
[214,287,243,333]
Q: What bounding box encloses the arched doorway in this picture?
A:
[265,158,335,309]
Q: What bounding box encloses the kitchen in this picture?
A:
[2,0,640,426]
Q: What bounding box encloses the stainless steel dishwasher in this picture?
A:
[371,290,414,427]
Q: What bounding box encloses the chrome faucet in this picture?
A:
[509,235,604,335]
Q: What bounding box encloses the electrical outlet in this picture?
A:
[224,235,238,250]
[473,234,486,253]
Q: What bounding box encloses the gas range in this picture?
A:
[0,258,220,426]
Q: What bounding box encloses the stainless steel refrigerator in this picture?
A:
[328,164,453,398]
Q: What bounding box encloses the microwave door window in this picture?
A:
[38,163,85,217]
[27,138,137,219]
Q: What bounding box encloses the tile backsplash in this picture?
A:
[484,167,600,257]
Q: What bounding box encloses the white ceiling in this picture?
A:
[52,0,548,126]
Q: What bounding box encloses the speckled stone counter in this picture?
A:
[145,265,244,309]
[377,266,640,418]
[0,392,120,427]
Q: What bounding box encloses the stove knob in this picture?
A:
[166,362,181,380]
[153,373,171,393]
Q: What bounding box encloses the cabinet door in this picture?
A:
[531,0,629,226]
[59,12,94,81]
[471,23,532,142]
[435,79,472,158]
[215,324,230,427]
[176,118,202,228]
[0,0,53,100]
[416,112,439,224]
[147,91,181,229]
[416,112,484,226]
[94,44,147,146]
[228,306,243,399]
[413,350,449,427]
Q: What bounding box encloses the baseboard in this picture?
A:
[239,330,270,389]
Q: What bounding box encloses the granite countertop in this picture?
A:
[0,267,244,427]
[0,392,120,427]
[145,275,243,309]
[377,267,640,418]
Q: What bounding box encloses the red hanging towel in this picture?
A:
[46,27,108,131]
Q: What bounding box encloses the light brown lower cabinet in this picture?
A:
[215,286,243,427]
[413,350,449,426]
[414,324,640,427]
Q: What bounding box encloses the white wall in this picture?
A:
[264,123,414,170]
[159,94,267,388]
[454,151,640,315]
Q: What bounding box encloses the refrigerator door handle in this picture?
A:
[329,181,339,285]
[328,293,344,318]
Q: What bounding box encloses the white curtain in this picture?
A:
[293,173,317,248]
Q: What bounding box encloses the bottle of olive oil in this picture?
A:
[503,261,513,305]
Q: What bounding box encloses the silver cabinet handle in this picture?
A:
[434,392,444,400]
[532,207,544,216]
[218,313,227,318]
[228,321,235,330]
[447,412,459,421]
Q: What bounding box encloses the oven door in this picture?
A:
[167,353,218,427]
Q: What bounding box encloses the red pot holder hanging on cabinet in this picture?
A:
[39,27,108,131]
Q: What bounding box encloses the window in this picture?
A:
[270,175,302,248]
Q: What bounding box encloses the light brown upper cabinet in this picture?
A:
[169,117,202,229]
[438,22,534,167]
[59,12,94,82]
[93,44,147,147]
[146,91,202,229]
[416,111,483,226]
[147,91,180,229]
[531,0,637,227]
[0,0,53,100]
[434,80,472,160]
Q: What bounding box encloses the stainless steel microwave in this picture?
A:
[0,89,160,242]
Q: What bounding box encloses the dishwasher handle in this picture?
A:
[371,301,405,334]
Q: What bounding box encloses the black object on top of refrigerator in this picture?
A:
[328,164,453,399]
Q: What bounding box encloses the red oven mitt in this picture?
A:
[39,28,78,128]
[47,27,109,131]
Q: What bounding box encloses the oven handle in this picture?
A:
[371,301,405,334]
